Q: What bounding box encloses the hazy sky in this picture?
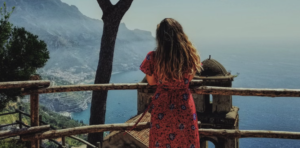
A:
[60,0,300,44]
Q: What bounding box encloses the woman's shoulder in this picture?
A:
[145,51,155,60]
[147,51,155,56]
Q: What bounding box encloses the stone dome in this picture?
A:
[198,57,228,77]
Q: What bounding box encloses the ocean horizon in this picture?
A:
[72,47,300,148]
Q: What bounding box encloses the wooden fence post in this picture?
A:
[18,106,23,129]
[62,136,66,148]
[97,142,101,148]
[30,93,39,148]
[18,106,23,141]
[39,115,43,146]
[39,115,42,124]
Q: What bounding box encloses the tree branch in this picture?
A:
[98,0,133,21]
[97,0,113,13]
[114,0,133,14]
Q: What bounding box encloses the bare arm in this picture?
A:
[188,70,197,82]
[146,74,157,85]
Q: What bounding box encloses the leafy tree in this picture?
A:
[0,2,49,110]
[88,0,133,147]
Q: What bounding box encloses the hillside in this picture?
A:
[0,102,85,148]
[0,0,155,112]
[2,0,155,82]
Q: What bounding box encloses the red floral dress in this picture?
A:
[139,51,200,148]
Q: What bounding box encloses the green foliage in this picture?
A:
[66,135,88,147]
[19,102,85,129]
[0,2,49,111]
[0,139,28,148]
[0,2,14,48]
[0,103,30,125]
[21,102,86,147]
[0,102,86,147]
[42,142,58,148]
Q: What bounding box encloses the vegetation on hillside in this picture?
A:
[39,74,92,113]
[0,2,49,111]
[0,139,28,148]
[0,102,86,147]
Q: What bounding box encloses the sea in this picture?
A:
[72,43,300,148]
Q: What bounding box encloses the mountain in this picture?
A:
[2,0,155,83]
[1,0,155,112]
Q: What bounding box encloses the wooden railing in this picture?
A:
[0,106,96,148]
[1,80,300,148]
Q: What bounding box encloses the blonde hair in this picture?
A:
[155,18,201,80]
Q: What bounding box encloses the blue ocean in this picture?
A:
[72,44,300,148]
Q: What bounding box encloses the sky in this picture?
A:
[60,0,300,45]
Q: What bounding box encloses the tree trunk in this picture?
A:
[88,0,133,147]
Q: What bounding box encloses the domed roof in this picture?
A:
[198,56,228,77]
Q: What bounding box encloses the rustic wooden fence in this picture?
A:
[0,106,96,148]
[1,80,300,148]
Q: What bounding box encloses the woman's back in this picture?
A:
[136,18,201,148]
[140,50,199,148]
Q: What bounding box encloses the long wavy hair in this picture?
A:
[155,18,201,81]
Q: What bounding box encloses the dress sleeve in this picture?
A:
[140,51,154,76]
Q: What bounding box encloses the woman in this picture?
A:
[139,18,202,148]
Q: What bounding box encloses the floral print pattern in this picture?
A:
[140,51,200,148]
